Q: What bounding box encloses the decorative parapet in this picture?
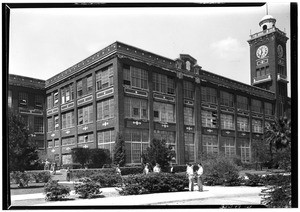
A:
[248,27,288,45]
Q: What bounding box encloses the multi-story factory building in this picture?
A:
[41,14,290,165]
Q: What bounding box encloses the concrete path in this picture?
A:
[11,185,266,206]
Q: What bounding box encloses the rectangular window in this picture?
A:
[252,119,263,133]
[251,99,262,113]
[264,102,273,115]
[54,115,59,131]
[201,110,217,128]
[97,129,115,158]
[221,137,235,157]
[153,102,175,123]
[62,111,75,129]
[62,137,75,146]
[96,65,114,91]
[184,81,194,99]
[201,87,217,104]
[19,92,28,107]
[237,95,249,111]
[123,64,131,85]
[125,129,149,164]
[202,135,218,155]
[47,94,52,109]
[124,97,148,120]
[220,114,235,130]
[48,140,53,148]
[97,98,115,120]
[220,91,234,107]
[53,91,59,107]
[78,133,94,143]
[77,80,83,98]
[184,133,195,163]
[35,95,43,109]
[47,117,53,132]
[8,90,12,108]
[54,139,60,147]
[87,75,93,94]
[34,117,44,133]
[184,107,194,125]
[154,130,176,163]
[237,116,249,131]
[239,139,250,163]
[61,84,74,104]
[153,73,174,94]
[78,105,93,125]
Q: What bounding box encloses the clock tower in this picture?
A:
[248,14,289,117]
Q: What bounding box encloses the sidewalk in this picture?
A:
[11,185,266,206]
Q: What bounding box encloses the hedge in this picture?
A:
[10,171,52,186]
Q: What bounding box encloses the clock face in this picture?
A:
[256,45,269,59]
[277,45,283,58]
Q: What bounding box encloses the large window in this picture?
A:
[61,84,74,104]
[252,119,263,133]
[251,99,262,113]
[98,129,115,158]
[184,107,194,125]
[239,139,250,163]
[220,91,234,107]
[34,117,44,133]
[97,98,115,120]
[124,97,148,120]
[77,75,93,98]
[77,80,83,98]
[78,104,93,125]
[154,130,176,162]
[264,102,274,115]
[183,81,194,99]
[237,116,249,131]
[153,73,175,94]
[201,86,217,104]
[19,92,28,107]
[153,102,175,123]
[47,94,52,109]
[96,65,114,91]
[125,129,149,164]
[53,91,59,107]
[201,110,217,128]
[202,135,218,155]
[62,137,75,146]
[185,133,195,163]
[220,114,235,130]
[47,117,53,132]
[54,115,59,131]
[237,95,249,111]
[62,111,75,129]
[221,137,235,157]
[35,95,43,109]
[87,75,93,94]
[78,133,94,143]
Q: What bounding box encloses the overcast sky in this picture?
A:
[9,2,291,96]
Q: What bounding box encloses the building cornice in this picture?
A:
[9,74,45,90]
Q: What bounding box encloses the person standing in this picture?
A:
[116,164,121,175]
[143,163,150,174]
[197,163,204,192]
[66,167,71,182]
[186,163,194,191]
[153,163,161,173]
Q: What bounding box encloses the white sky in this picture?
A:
[8,2,291,96]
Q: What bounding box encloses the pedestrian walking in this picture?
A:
[170,164,174,174]
[116,164,121,175]
[196,163,204,192]
[186,163,194,191]
[143,163,150,174]
[44,159,50,170]
[52,162,56,175]
[153,163,161,173]
[66,167,71,182]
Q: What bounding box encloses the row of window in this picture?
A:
[21,115,44,133]
[256,66,270,78]
[10,91,44,109]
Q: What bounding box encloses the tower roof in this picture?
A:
[259,14,276,27]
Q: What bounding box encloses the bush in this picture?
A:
[244,173,265,186]
[202,155,241,186]
[120,166,143,175]
[44,180,71,201]
[119,173,188,195]
[74,177,102,199]
[10,171,30,187]
[62,163,81,169]
[70,168,117,181]
[91,172,122,187]
[88,149,111,168]
[30,171,52,183]
[171,165,187,173]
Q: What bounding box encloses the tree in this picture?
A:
[89,148,111,168]
[71,147,90,168]
[113,132,126,166]
[142,139,175,171]
[8,110,39,172]
[252,139,272,170]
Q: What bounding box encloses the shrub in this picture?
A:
[30,171,52,183]
[244,173,265,186]
[119,173,188,195]
[74,178,102,199]
[10,171,30,187]
[91,172,122,187]
[70,168,117,181]
[62,163,81,169]
[202,155,241,186]
[88,149,111,168]
[171,165,187,173]
[120,166,143,175]
[44,180,71,201]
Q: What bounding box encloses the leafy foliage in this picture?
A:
[30,171,52,183]
[118,173,188,195]
[44,180,71,201]
[74,178,102,199]
[88,149,111,168]
[113,132,126,166]
[71,148,90,168]
[142,139,175,172]
[244,173,265,186]
[10,171,31,187]
[91,172,122,187]
[8,110,39,172]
